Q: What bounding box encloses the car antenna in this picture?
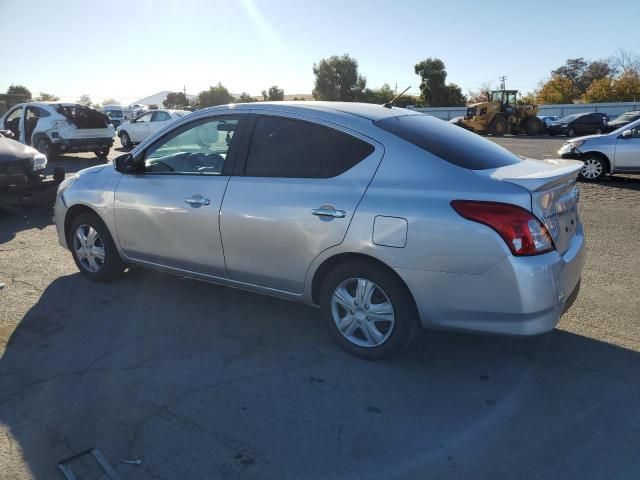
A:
[383,86,411,109]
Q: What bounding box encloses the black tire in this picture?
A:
[489,116,508,136]
[94,148,110,158]
[119,131,132,148]
[567,127,576,137]
[68,212,124,281]
[525,116,543,136]
[578,155,607,182]
[320,259,418,360]
[595,128,602,135]
[35,136,57,161]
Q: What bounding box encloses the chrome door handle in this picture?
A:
[312,207,346,218]
[184,196,210,206]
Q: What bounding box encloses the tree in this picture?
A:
[34,92,60,101]
[414,58,466,106]
[148,104,159,110]
[101,98,120,106]
[359,83,395,104]
[536,76,576,104]
[583,77,616,103]
[609,49,640,76]
[262,85,284,101]
[312,54,367,101]
[77,94,92,106]
[6,84,32,99]
[198,82,233,107]
[237,92,257,103]
[163,92,189,109]
[612,70,640,102]
[550,57,612,99]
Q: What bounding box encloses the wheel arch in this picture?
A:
[581,151,611,173]
[310,252,418,312]
[64,204,103,246]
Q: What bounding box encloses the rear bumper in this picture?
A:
[53,137,114,152]
[397,226,586,335]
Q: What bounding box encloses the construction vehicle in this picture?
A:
[461,90,543,136]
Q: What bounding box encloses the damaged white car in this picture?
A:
[0,102,115,160]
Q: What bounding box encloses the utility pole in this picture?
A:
[499,75,507,90]
[183,85,187,97]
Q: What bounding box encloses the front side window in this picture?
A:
[152,112,170,122]
[245,116,374,178]
[6,107,23,123]
[144,117,239,175]
[136,113,152,123]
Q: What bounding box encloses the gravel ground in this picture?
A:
[0,136,639,479]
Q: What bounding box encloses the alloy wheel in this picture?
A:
[73,224,106,273]
[581,158,603,180]
[330,277,395,348]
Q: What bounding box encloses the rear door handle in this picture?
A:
[312,207,346,218]
[184,195,210,207]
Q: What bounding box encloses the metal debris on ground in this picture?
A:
[57,448,122,480]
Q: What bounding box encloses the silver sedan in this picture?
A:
[54,102,586,359]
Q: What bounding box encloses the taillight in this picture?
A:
[451,200,555,256]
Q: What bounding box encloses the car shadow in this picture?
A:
[1,270,639,479]
[595,174,640,191]
[0,206,53,245]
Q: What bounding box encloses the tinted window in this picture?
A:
[374,114,522,170]
[144,117,239,175]
[245,116,374,178]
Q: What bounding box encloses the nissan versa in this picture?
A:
[54,102,586,359]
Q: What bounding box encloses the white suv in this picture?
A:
[116,109,189,148]
[0,102,115,160]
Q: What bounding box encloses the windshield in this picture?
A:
[374,114,522,170]
[558,113,587,123]
[105,110,123,118]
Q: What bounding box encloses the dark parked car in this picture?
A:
[604,111,640,132]
[547,112,608,137]
[0,136,64,210]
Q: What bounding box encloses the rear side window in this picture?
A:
[245,116,374,178]
[152,111,170,122]
[374,114,522,170]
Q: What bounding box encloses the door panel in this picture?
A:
[114,114,245,276]
[220,114,383,293]
[114,175,230,276]
[615,135,640,169]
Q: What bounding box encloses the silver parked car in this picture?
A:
[54,102,586,359]
[559,118,640,181]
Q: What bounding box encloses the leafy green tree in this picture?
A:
[262,85,284,101]
[7,84,32,99]
[312,54,367,101]
[359,83,395,104]
[237,92,257,103]
[198,82,233,107]
[77,94,92,106]
[163,92,189,109]
[550,58,612,99]
[612,71,640,101]
[148,104,159,110]
[583,77,616,103]
[414,58,466,106]
[34,92,60,101]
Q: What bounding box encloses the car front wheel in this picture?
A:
[119,131,132,148]
[579,156,606,182]
[69,212,124,281]
[320,260,418,360]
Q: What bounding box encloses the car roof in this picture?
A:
[209,101,423,122]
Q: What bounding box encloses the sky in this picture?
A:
[1,0,639,105]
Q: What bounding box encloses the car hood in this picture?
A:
[0,137,37,163]
[77,164,109,176]
[569,133,605,142]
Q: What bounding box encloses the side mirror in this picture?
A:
[621,130,633,139]
[114,153,139,173]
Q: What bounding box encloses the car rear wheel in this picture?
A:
[94,148,110,158]
[579,156,606,182]
[69,212,124,281]
[119,131,132,148]
[567,127,576,137]
[320,260,418,360]
[595,128,602,134]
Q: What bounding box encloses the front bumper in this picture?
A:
[53,137,114,153]
[397,226,586,335]
[560,152,582,160]
[0,172,64,210]
[54,191,70,249]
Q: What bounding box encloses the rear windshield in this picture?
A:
[55,105,109,128]
[374,114,522,170]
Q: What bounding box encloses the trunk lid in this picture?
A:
[475,158,583,255]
